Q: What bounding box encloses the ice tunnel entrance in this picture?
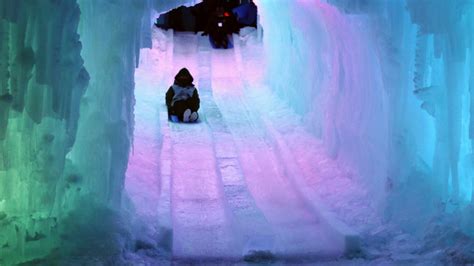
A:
[2,0,474,264]
[124,1,361,262]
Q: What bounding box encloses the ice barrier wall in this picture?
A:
[0,1,88,263]
[258,0,474,233]
[258,0,390,208]
[0,0,193,264]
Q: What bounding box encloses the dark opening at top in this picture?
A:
[155,0,258,34]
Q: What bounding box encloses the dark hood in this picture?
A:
[174,68,194,87]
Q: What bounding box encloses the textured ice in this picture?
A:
[0,0,193,264]
[0,1,88,263]
[1,0,474,264]
[126,29,351,264]
[259,0,474,228]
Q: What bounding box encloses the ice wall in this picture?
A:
[404,0,474,203]
[68,0,196,232]
[54,0,153,262]
[258,0,390,210]
[68,0,150,209]
[258,0,474,233]
[152,0,201,12]
[1,0,472,263]
[0,0,197,263]
[0,0,88,264]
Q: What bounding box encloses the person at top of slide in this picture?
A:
[166,68,200,122]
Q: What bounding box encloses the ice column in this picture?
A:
[0,0,88,264]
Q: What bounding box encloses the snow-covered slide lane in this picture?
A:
[167,32,282,263]
[195,35,276,261]
[210,47,347,260]
[133,30,358,262]
[167,33,240,261]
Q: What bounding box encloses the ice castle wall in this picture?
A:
[259,0,474,233]
[258,0,391,212]
[0,0,195,263]
[68,0,150,210]
[0,1,88,263]
[1,0,473,263]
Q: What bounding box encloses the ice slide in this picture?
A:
[126,29,359,263]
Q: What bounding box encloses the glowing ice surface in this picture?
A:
[126,27,359,261]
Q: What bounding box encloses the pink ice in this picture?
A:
[125,28,366,262]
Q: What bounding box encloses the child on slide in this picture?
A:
[166,68,200,122]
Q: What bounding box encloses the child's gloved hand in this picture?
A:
[170,115,180,123]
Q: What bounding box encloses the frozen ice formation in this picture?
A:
[0,0,194,264]
[0,0,88,263]
[0,0,473,264]
[259,0,474,230]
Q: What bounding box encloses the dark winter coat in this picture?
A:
[166,68,200,112]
